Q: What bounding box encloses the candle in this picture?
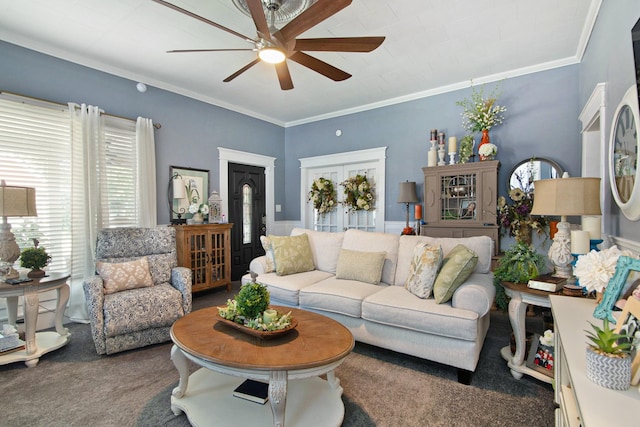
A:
[430,129,437,141]
[428,149,437,167]
[582,216,601,240]
[570,230,590,255]
[448,136,457,153]
[415,204,422,220]
[263,309,278,324]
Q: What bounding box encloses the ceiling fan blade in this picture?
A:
[152,0,253,42]
[289,52,351,81]
[223,59,261,82]
[168,49,255,53]
[246,0,272,40]
[294,37,385,52]
[276,0,352,42]
[275,62,294,90]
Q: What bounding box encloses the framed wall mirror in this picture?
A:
[508,157,563,191]
[609,85,640,220]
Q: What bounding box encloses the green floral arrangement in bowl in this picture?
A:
[493,242,546,310]
[218,282,292,331]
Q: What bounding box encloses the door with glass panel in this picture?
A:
[228,163,265,280]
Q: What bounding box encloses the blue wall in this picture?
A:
[579,0,640,242]
[0,40,286,225]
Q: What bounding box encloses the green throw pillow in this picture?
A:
[433,244,478,304]
[405,243,443,299]
[269,234,315,276]
[335,249,386,285]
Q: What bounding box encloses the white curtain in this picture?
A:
[66,103,104,323]
[136,117,157,227]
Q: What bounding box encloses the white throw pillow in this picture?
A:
[405,243,443,298]
[96,257,154,294]
[260,235,275,273]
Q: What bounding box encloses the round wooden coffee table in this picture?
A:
[170,306,354,427]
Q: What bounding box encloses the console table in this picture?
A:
[550,295,640,426]
[0,273,71,367]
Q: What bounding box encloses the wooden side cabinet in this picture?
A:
[421,160,500,255]
[173,223,233,293]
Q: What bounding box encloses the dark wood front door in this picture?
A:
[228,163,266,280]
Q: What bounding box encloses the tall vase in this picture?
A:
[479,129,491,160]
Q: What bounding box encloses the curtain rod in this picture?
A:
[0,90,162,129]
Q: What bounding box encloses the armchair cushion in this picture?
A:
[97,257,154,294]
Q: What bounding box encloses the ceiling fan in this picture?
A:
[152,0,385,90]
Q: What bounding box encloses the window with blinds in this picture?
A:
[0,93,138,281]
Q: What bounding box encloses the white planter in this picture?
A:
[585,347,631,390]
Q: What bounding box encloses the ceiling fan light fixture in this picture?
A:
[258,47,286,63]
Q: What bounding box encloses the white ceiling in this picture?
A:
[0,0,600,126]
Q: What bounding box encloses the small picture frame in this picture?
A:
[525,333,554,378]
[594,256,640,324]
[169,166,209,222]
[613,296,640,385]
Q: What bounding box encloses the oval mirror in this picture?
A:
[609,85,640,220]
[508,157,563,191]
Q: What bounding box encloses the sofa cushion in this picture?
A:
[433,244,478,304]
[259,236,275,273]
[299,277,385,317]
[256,270,333,306]
[291,228,344,273]
[362,286,479,341]
[103,283,184,337]
[342,229,400,285]
[269,234,315,276]
[97,257,154,294]
[335,249,386,285]
[404,244,443,298]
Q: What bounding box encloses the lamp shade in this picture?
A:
[531,177,601,216]
[397,181,418,204]
[0,181,37,217]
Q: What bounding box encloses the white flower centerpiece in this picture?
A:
[574,246,625,295]
[478,143,498,160]
[188,202,209,223]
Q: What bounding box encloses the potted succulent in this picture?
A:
[19,246,51,278]
[585,318,632,390]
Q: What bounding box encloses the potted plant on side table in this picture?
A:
[19,243,51,278]
[585,318,632,390]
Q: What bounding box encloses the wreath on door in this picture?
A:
[308,177,337,215]
[341,174,374,213]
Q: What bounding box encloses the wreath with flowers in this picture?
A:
[340,174,374,213]
[308,177,337,215]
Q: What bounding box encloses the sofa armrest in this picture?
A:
[249,256,269,275]
[451,273,496,317]
[83,275,107,355]
[171,266,192,314]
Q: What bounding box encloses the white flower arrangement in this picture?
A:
[478,143,497,158]
[539,329,554,347]
[574,245,632,293]
[456,84,507,133]
[189,203,210,215]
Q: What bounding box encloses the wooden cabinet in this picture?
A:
[420,160,500,255]
[173,223,233,293]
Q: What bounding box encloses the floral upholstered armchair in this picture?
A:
[83,227,192,355]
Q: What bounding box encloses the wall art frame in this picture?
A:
[170,166,209,222]
[613,296,640,385]
[594,256,640,323]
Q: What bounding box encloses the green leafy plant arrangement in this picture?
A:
[19,246,51,270]
[585,318,633,358]
[458,135,475,163]
[218,282,292,331]
[493,242,546,310]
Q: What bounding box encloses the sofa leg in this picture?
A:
[457,368,473,385]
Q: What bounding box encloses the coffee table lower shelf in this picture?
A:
[171,368,344,427]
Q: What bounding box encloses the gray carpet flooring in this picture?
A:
[1,284,555,427]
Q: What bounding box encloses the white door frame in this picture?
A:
[218,147,276,235]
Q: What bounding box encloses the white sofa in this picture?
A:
[241,228,496,384]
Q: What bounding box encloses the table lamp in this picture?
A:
[398,181,418,235]
[0,180,37,279]
[167,172,186,224]
[530,174,601,279]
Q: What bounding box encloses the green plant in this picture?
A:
[493,242,546,310]
[585,318,633,357]
[234,282,270,320]
[19,247,51,270]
